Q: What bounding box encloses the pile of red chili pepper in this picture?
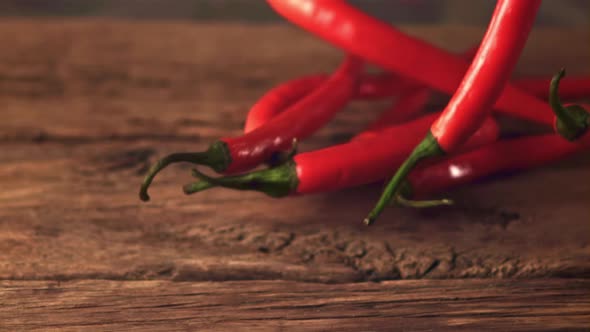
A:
[139,0,590,226]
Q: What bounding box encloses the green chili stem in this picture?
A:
[549,68,589,141]
[394,181,453,208]
[183,179,216,195]
[394,194,453,208]
[139,141,231,202]
[364,131,444,226]
[184,161,298,198]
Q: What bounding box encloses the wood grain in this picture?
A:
[1,20,589,284]
[0,21,587,143]
[1,279,589,331]
[2,138,590,282]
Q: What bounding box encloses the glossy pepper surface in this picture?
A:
[183,113,498,197]
[266,0,554,126]
[366,0,542,225]
[139,55,363,201]
[404,134,589,199]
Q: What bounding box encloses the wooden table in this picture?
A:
[0,20,589,331]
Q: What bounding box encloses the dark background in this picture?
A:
[1,0,588,26]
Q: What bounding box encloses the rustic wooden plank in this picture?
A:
[1,141,589,282]
[0,20,587,143]
[0,21,589,283]
[0,279,588,331]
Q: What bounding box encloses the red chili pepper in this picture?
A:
[267,0,554,126]
[402,134,589,201]
[139,55,363,201]
[365,0,542,225]
[245,75,327,133]
[182,113,498,197]
[246,45,481,135]
[357,73,421,99]
[245,71,588,136]
[355,46,481,137]
[247,72,587,144]
[515,76,590,100]
[244,72,421,133]
[353,87,430,141]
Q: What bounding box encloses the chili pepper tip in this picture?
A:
[549,68,589,141]
[138,141,231,202]
[364,132,444,226]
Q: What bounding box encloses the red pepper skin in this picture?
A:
[295,114,498,194]
[356,45,481,137]
[139,55,362,202]
[244,72,583,138]
[365,0,541,225]
[245,75,328,133]
[267,0,553,126]
[352,88,430,141]
[184,113,498,198]
[244,72,421,133]
[223,55,364,173]
[406,134,588,198]
[244,72,588,136]
[357,73,420,99]
[515,77,590,100]
[431,0,541,151]
[246,44,481,136]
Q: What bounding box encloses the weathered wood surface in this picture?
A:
[1,20,589,283]
[0,19,589,331]
[1,279,589,331]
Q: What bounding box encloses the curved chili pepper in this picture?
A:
[244,71,587,137]
[139,55,363,201]
[267,0,554,126]
[355,46,484,138]
[357,73,421,99]
[348,70,590,200]
[365,0,542,225]
[359,72,590,139]
[401,134,589,200]
[182,114,498,197]
[247,45,482,136]
[515,76,590,100]
[244,72,421,133]
[352,87,430,141]
[549,69,589,142]
[245,75,327,133]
